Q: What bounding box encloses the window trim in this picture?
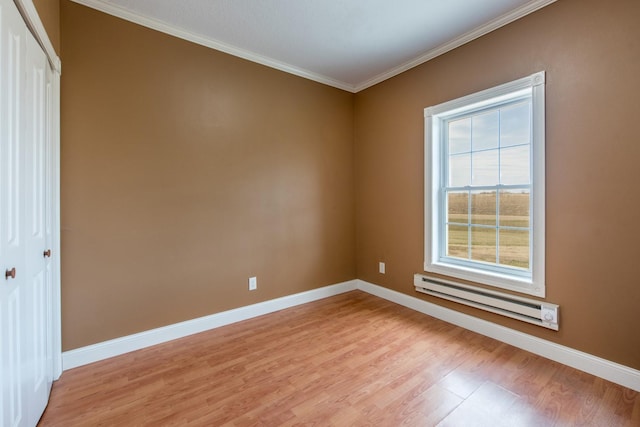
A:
[424,71,546,297]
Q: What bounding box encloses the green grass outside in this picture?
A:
[446,192,530,269]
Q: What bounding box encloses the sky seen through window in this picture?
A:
[448,101,531,187]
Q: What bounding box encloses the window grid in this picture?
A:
[442,100,532,273]
[443,188,531,269]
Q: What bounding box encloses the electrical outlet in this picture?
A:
[248,276,257,291]
[379,262,385,274]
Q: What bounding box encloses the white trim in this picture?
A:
[13,0,61,73]
[69,0,556,93]
[51,70,62,380]
[424,72,545,117]
[62,278,640,392]
[355,280,640,392]
[530,71,546,297]
[68,0,354,92]
[354,0,557,92]
[62,280,357,370]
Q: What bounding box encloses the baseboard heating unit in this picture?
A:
[414,274,559,330]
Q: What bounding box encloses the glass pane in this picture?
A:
[499,190,529,227]
[447,225,468,259]
[471,226,496,263]
[471,191,496,225]
[499,229,530,269]
[449,118,471,154]
[500,101,531,148]
[500,145,530,185]
[449,153,471,187]
[472,149,499,186]
[472,110,499,150]
[447,191,468,224]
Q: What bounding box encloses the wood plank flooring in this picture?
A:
[39,291,640,426]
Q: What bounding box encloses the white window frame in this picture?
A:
[424,71,546,297]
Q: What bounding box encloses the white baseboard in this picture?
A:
[62,277,640,393]
[62,280,357,370]
[355,280,640,392]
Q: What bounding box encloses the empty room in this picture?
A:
[2,0,639,425]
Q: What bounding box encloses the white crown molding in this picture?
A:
[62,280,358,370]
[354,0,557,92]
[14,0,62,73]
[70,0,556,93]
[355,280,640,393]
[68,0,355,92]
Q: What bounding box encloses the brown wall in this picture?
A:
[60,1,355,350]
[355,0,640,370]
[33,0,60,55]
[60,0,640,371]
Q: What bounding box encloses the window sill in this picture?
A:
[424,261,544,298]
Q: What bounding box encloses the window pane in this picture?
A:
[499,229,529,269]
[472,110,499,150]
[499,190,529,227]
[500,145,530,185]
[449,153,471,187]
[472,149,499,186]
[449,118,471,154]
[471,226,496,263]
[500,101,530,148]
[447,191,468,224]
[471,191,496,225]
[447,225,468,259]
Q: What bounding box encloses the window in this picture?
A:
[424,72,545,296]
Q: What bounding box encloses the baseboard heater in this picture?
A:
[414,274,559,330]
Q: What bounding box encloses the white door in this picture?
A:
[22,26,54,426]
[0,0,27,424]
[1,0,54,425]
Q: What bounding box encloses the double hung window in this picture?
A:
[424,72,546,296]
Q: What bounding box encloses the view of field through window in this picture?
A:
[446,191,530,269]
[444,99,531,270]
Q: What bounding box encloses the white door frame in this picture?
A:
[14,0,62,380]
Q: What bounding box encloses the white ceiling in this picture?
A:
[71,0,556,92]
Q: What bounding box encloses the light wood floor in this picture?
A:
[39,291,639,426]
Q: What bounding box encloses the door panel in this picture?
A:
[0,0,26,424]
[23,26,53,426]
[0,292,23,427]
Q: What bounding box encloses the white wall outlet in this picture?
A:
[248,276,257,291]
[379,262,385,274]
